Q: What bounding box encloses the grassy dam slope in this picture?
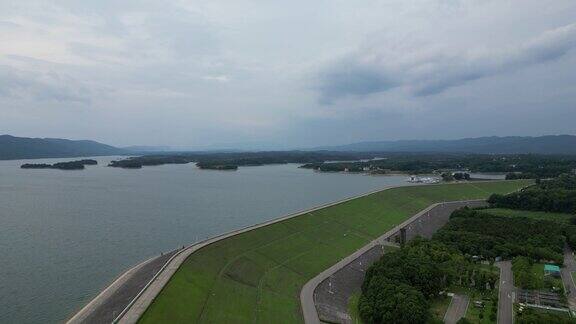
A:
[139,180,530,323]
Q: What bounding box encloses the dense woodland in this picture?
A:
[107,152,576,179]
[359,238,498,323]
[488,174,576,214]
[434,208,571,263]
[302,154,576,176]
[107,151,378,169]
[360,175,576,323]
[21,159,97,170]
[195,162,238,170]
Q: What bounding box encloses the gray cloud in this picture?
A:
[317,59,399,104]
[318,23,576,102]
[1,1,575,147]
[0,64,92,103]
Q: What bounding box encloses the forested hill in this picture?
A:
[314,135,576,155]
[0,135,127,160]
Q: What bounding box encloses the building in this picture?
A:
[544,264,561,277]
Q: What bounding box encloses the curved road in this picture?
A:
[66,249,178,324]
[300,200,486,324]
[73,181,520,324]
[112,185,407,323]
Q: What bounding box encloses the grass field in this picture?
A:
[482,208,574,223]
[465,291,498,324]
[139,180,530,324]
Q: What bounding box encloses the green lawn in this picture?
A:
[516,306,574,322]
[482,208,574,224]
[532,263,564,292]
[515,262,563,292]
[139,180,530,324]
[465,291,498,324]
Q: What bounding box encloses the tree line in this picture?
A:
[434,208,570,263]
[360,200,576,323]
[488,174,576,214]
[359,238,498,323]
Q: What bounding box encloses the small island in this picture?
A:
[196,162,238,170]
[21,159,97,170]
[107,156,191,169]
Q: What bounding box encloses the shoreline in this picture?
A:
[70,183,416,324]
[70,180,524,323]
[113,182,418,323]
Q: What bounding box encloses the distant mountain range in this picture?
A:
[0,135,127,160]
[2,134,575,160]
[122,145,174,153]
[314,135,576,155]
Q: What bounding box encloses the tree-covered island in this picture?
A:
[106,152,576,181]
[21,159,97,170]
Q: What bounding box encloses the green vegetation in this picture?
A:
[360,273,429,323]
[139,180,529,323]
[464,289,498,324]
[482,208,574,224]
[301,154,576,177]
[511,259,564,294]
[21,159,97,170]
[108,152,576,180]
[512,258,542,290]
[359,179,576,324]
[516,307,576,323]
[429,296,451,322]
[488,174,576,214]
[347,294,364,324]
[108,151,378,169]
[196,162,238,170]
[435,208,569,263]
[358,238,498,323]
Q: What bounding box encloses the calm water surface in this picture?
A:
[0,156,412,323]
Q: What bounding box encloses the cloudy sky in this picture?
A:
[1,0,575,149]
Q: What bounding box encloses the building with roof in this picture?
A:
[544,264,561,277]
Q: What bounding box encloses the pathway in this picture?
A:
[444,294,470,324]
[301,200,487,324]
[496,261,515,324]
[561,245,576,309]
[66,249,178,324]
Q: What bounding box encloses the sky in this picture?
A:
[1,0,575,149]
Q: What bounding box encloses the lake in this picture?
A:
[0,156,415,323]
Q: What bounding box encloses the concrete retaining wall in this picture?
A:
[311,200,488,324]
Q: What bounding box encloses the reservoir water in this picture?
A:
[0,156,413,323]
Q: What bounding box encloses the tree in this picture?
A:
[359,277,428,324]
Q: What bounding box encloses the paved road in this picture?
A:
[561,245,576,309]
[117,185,406,324]
[66,249,178,324]
[301,200,487,324]
[444,294,470,324]
[496,261,515,324]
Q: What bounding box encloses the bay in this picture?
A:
[0,156,411,323]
